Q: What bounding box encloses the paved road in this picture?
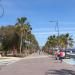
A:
[0,53,75,75]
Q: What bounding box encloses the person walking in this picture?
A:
[59,50,65,63]
[54,50,60,60]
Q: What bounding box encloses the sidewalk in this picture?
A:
[0,52,47,66]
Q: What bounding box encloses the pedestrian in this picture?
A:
[49,50,52,55]
[54,50,59,60]
[59,50,65,63]
[54,50,58,60]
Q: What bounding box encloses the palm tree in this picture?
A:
[59,34,65,49]
[63,33,73,57]
[43,33,74,55]
[48,35,57,49]
[43,35,57,53]
[17,17,27,54]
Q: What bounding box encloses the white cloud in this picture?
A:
[33,31,75,35]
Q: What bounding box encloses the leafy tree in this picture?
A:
[43,33,74,54]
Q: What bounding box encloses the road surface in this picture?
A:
[0,53,75,75]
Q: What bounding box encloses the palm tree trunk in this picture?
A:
[65,46,67,58]
[65,49,66,57]
[20,32,23,54]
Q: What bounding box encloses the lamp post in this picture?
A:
[49,20,60,49]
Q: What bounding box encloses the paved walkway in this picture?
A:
[0,53,75,75]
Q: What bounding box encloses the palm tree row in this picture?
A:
[0,17,40,56]
[42,33,74,54]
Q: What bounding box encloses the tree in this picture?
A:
[0,17,39,56]
[0,25,20,56]
[43,33,74,54]
[62,33,73,57]
[16,17,27,54]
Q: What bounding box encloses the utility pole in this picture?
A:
[49,19,60,50]
[56,19,60,49]
[0,3,4,18]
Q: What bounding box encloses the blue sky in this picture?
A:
[0,0,75,47]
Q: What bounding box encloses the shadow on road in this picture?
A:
[45,69,75,75]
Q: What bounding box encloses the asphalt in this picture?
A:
[0,53,75,75]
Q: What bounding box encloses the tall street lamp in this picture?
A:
[49,20,60,49]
